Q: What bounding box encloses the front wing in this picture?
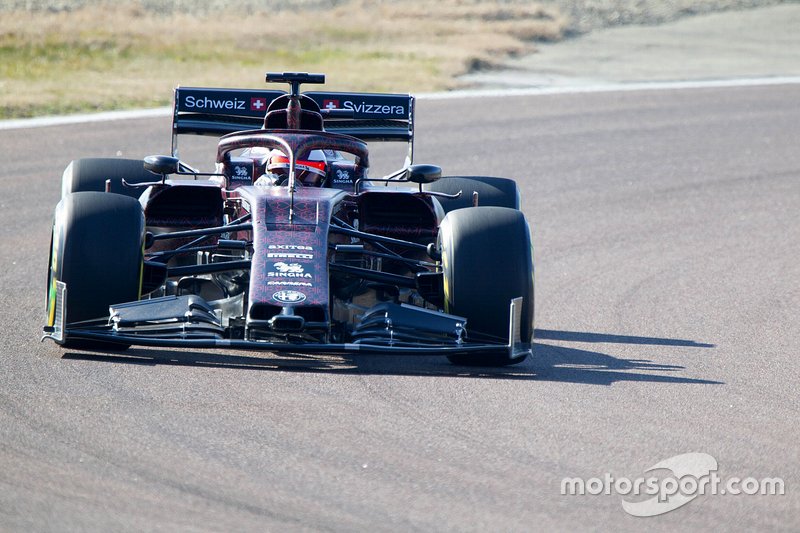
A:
[43,281,531,360]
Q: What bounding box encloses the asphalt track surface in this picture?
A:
[1,84,798,531]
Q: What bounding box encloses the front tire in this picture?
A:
[46,192,145,349]
[61,158,154,198]
[439,206,534,366]
[424,176,520,214]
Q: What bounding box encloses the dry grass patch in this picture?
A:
[0,1,566,118]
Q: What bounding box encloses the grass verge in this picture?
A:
[0,1,566,119]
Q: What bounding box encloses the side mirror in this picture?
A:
[406,164,442,184]
[144,155,180,175]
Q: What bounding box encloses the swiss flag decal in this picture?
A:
[250,97,267,111]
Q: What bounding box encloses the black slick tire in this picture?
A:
[424,176,520,214]
[438,206,534,366]
[61,158,154,198]
[45,192,145,350]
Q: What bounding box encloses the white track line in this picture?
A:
[2,76,800,131]
[417,76,800,100]
[0,107,172,131]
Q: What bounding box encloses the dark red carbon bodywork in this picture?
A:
[142,181,226,255]
[237,185,347,319]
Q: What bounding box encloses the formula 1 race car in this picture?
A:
[43,72,534,366]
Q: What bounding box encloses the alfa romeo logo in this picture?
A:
[272,290,307,304]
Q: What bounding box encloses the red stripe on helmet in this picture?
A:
[268,155,326,175]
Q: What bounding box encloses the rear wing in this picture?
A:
[171,86,415,162]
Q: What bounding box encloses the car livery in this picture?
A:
[43,71,535,366]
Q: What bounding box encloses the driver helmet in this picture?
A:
[266,149,327,187]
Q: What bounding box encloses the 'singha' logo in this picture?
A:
[274,262,303,274]
[268,262,312,279]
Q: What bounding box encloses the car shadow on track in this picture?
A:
[60,329,721,385]
[529,329,722,385]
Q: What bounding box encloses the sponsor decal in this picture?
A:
[267,253,313,259]
[322,99,340,110]
[250,97,267,111]
[267,271,312,278]
[342,100,404,116]
[333,169,351,184]
[267,244,313,259]
[230,164,251,182]
[184,95,247,110]
[267,280,312,287]
[275,262,303,273]
[273,290,307,304]
[268,244,313,251]
[268,262,312,278]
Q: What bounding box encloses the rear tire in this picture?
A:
[61,158,154,199]
[424,176,520,214]
[439,206,534,366]
[46,192,145,350]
